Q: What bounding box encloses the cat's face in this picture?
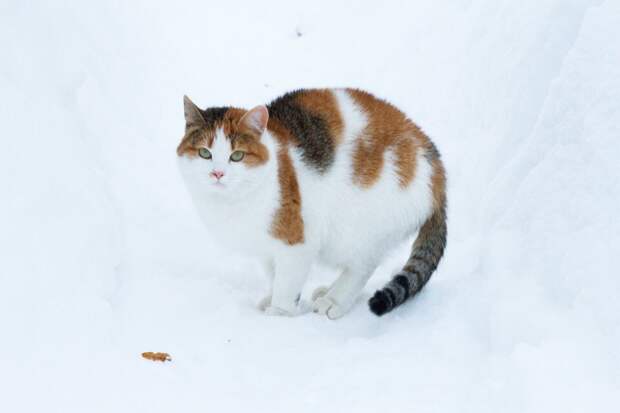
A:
[177,97,271,199]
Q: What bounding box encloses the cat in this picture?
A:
[176,88,446,319]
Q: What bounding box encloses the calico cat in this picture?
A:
[177,88,446,319]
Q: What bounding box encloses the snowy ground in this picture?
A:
[1,1,619,412]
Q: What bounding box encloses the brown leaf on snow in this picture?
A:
[141,352,171,362]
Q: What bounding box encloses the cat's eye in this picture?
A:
[230,151,245,162]
[198,148,212,159]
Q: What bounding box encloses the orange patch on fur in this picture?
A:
[348,89,428,189]
[394,137,416,187]
[264,116,306,245]
[294,89,344,144]
[232,135,270,167]
[176,126,215,157]
[270,146,304,245]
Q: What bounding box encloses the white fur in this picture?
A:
[177,89,435,318]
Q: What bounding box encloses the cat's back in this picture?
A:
[267,88,436,183]
[266,88,439,191]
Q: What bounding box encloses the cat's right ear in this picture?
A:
[183,95,205,128]
[239,105,269,135]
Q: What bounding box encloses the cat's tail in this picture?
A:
[368,151,447,316]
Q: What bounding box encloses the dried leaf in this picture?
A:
[141,352,171,362]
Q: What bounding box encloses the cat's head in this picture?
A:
[177,96,272,199]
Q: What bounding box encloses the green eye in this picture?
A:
[230,151,245,162]
[198,148,212,159]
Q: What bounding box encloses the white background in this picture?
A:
[1,1,618,412]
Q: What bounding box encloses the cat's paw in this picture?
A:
[264,305,297,317]
[311,286,329,301]
[257,295,272,311]
[312,295,347,320]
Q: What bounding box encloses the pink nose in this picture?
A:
[210,170,224,180]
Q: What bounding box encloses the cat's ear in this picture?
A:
[239,105,269,135]
[183,95,205,127]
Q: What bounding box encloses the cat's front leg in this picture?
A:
[257,259,275,311]
[265,246,313,316]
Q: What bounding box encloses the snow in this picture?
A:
[1,0,619,411]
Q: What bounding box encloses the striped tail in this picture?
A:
[368,200,447,316]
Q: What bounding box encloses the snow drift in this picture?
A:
[1,0,618,411]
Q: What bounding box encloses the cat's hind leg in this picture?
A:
[312,263,374,319]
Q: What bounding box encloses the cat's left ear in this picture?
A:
[239,105,269,135]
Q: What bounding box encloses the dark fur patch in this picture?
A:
[394,275,410,300]
[267,90,335,173]
[200,107,229,128]
[369,291,391,316]
[423,140,441,164]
